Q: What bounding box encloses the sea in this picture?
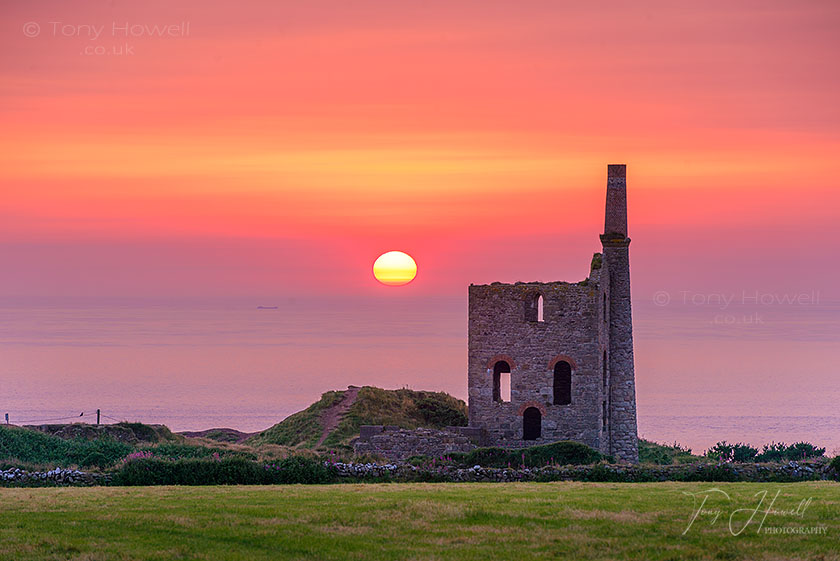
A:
[1,296,838,455]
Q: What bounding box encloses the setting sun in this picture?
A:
[373,251,417,286]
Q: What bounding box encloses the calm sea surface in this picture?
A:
[1,297,838,454]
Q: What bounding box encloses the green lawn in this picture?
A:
[1,482,837,560]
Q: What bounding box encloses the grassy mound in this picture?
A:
[249,390,346,448]
[250,386,468,449]
[178,428,253,443]
[24,422,177,444]
[0,425,133,469]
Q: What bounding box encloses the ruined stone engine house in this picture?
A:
[467,164,639,462]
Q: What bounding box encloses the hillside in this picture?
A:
[23,422,178,444]
[177,428,255,443]
[249,386,468,449]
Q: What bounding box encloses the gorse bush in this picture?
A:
[0,425,132,469]
[706,441,826,463]
[706,442,760,462]
[755,442,826,462]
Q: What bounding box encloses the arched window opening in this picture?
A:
[602,351,608,389]
[492,360,511,403]
[523,407,541,440]
[553,361,572,405]
[525,293,544,322]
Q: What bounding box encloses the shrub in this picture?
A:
[756,442,788,463]
[780,442,825,461]
[264,456,335,484]
[828,456,840,479]
[143,443,256,461]
[676,464,740,482]
[112,456,336,486]
[706,441,826,463]
[406,455,431,467]
[112,457,268,486]
[451,441,604,468]
[582,464,624,482]
[706,442,758,463]
[639,439,697,465]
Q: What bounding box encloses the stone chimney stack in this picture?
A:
[600,163,639,462]
[604,164,627,237]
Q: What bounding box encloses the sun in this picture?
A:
[373,251,417,286]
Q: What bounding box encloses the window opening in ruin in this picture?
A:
[493,360,511,403]
[523,407,541,440]
[525,293,544,322]
[553,360,572,405]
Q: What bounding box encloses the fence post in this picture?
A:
[96,409,101,425]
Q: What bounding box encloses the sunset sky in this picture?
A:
[2,1,838,448]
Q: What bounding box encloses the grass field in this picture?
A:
[1,482,837,560]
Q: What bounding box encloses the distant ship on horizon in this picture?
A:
[256,306,279,310]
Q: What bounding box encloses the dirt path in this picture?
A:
[316,386,360,447]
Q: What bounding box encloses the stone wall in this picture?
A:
[330,460,836,483]
[353,425,485,461]
[1,467,110,486]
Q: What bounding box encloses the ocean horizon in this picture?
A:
[3,297,838,455]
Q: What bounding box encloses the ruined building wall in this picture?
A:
[467,260,611,453]
[466,164,639,462]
